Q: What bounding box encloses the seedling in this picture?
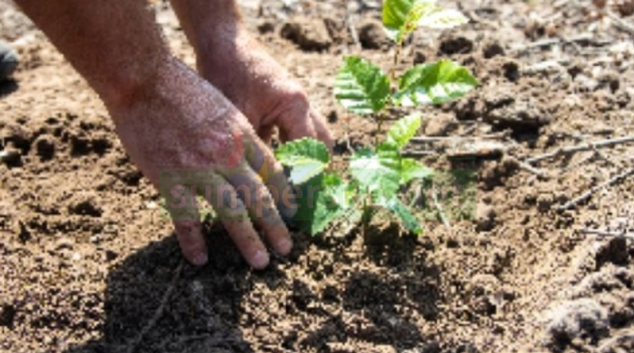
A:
[276,0,478,236]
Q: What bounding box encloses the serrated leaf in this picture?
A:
[395,60,478,106]
[401,158,433,182]
[334,56,391,115]
[377,196,423,234]
[275,138,329,184]
[383,0,468,43]
[386,113,422,149]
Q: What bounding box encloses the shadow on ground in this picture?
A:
[61,221,444,353]
[62,223,260,353]
[0,79,18,98]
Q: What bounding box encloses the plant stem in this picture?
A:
[361,189,371,239]
[375,111,386,145]
[377,38,405,145]
[388,37,405,86]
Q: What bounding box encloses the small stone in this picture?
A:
[424,114,458,136]
[575,74,599,92]
[281,17,332,52]
[357,19,390,49]
[476,202,496,232]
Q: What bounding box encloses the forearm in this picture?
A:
[169,0,245,59]
[14,0,170,106]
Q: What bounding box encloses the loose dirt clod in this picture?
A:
[544,298,610,349]
[357,19,390,49]
[281,17,332,52]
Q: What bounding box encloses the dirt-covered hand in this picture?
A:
[108,58,293,269]
[196,30,334,148]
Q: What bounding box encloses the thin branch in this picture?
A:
[126,260,184,353]
[346,15,362,50]
[409,133,507,143]
[558,167,634,211]
[579,228,634,240]
[606,10,634,36]
[508,33,597,53]
[516,159,551,179]
[526,136,634,164]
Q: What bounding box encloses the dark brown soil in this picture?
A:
[2,1,634,353]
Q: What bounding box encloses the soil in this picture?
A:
[2,1,634,353]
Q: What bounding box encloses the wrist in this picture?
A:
[171,0,246,63]
[98,52,173,111]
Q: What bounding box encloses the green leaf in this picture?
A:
[386,113,422,149]
[350,150,402,197]
[401,158,433,183]
[275,138,329,184]
[383,0,468,43]
[294,173,354,236]
[395,60,478,106]
[377,196,423,234]
[417,7,468,29]
[334,56,391,115]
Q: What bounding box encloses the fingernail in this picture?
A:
[276,238,293,256]
[191,252,208,266]
[251,250,270,269]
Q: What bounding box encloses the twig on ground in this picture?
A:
[431,188,451,229]
[606,10,634,36]
[564,133,620,167]
[526,136,634,164]
[409,133,507,143]
[514,158,551,179]
[558,167,634,211]
[579,228,634,239]
[404,139,507,159]
[509,33,596,53]
[521,60,569,74]
[459,123,479,137]
[126,260,184,353]
[346,15,362,50]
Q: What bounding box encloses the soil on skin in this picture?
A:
[2,1,634,352]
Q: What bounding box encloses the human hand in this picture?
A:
[109,58,294,269]
[195,30,334,148]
